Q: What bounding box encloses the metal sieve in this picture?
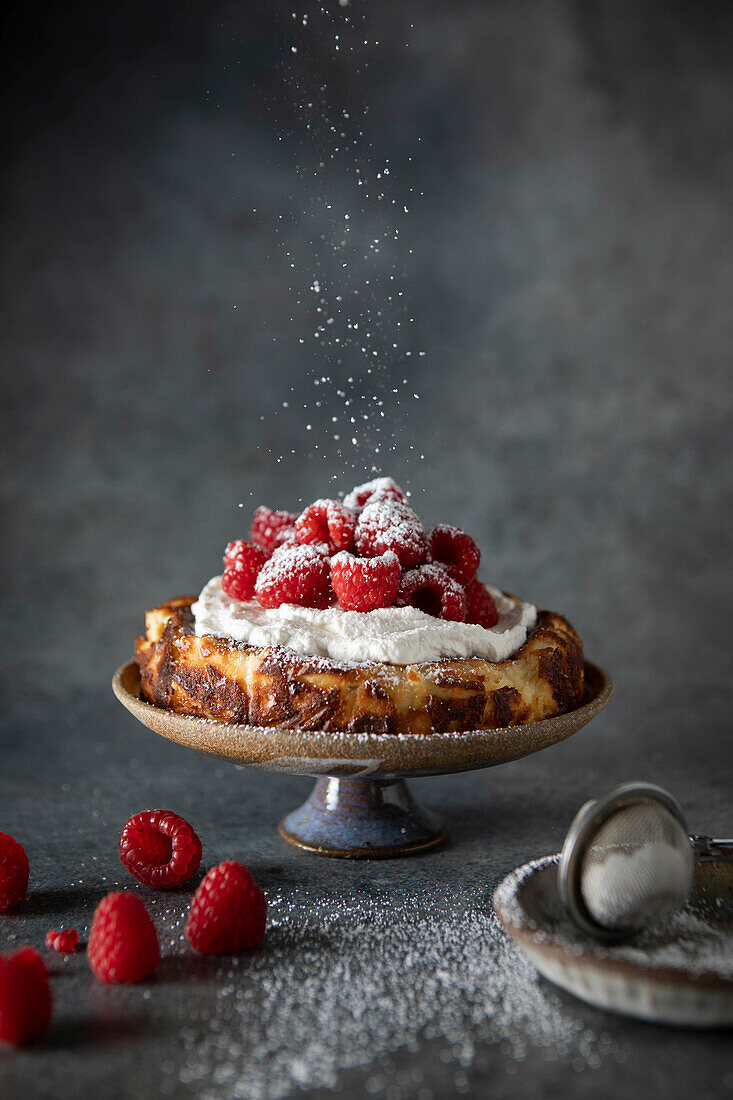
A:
[558,782,733,941]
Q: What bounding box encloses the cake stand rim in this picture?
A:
[112,658,612,778]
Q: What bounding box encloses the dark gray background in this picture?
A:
[1,1,732,1097]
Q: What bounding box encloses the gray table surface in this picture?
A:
[1,0,732,1097]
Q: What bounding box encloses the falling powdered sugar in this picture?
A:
[255,5,429,487]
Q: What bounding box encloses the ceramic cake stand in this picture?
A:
[113,661,612,859]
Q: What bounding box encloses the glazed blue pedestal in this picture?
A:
[114,660,612,861]
[278,777,450,859]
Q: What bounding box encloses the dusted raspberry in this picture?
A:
[87,893,160,984]
[45,929,79,954]
[0,947,52,1045]
[119,809,202,889]
[397,564,467,621]
[250,506,298,553]
[0,834,29,913]
[273,529,298,550]
[255,544,331,609]
[428,525,481,585]
[343,477,407,511]
[185,860,266,955]
[222,541,269,602]
[295,499,357,553]
[465,578,499,628]
[354,500,427,568]
[330,550,401,612]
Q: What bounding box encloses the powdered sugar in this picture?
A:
[580,840,694,932]
[262,9,428,482]
[192,575,537,664]
[495,855,733,979]
[161,884,625,1098]
[616,907,733,978]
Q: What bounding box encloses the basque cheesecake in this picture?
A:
[135,478,584,736]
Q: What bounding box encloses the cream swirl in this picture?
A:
[191,576,537,665]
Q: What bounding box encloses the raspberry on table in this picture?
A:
[250,506,298,553]
[343,477,407,511]
[45,929,79,954]
[428,525,481,586]
[222,540,269,602]
[185,860,266,955]
[330,550,401,612]
[354,500,427,568]
[255,543,332,609]
[295,499,357,553]
[0,947,52,1045]
[397,563,467,621]
[465,578,499,628]
[119,809,202,889]
[0,833,29,913]
[87,892,160,983]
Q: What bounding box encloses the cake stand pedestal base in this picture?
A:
[278,777,450,859]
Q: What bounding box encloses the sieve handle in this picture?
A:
[690,834,733,861]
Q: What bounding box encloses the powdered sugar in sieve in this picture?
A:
[558,782,732,940]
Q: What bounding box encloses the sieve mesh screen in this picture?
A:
[578,801,694,932]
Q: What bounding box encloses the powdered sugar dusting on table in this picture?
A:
[157,884,625,1098]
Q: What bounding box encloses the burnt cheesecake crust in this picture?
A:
[134,597,584,736]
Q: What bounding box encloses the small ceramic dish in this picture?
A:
[113,660,611,859]
[493,855,733,1028]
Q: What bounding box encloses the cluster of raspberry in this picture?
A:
[0,813,264,1044]
[223,477,499,625]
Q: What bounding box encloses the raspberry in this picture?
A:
[343,477,407,511]
[428,525,481,585]
[397,564,467,621]
[45,929,79,954]
[465,578,499,628]
[119,809,202,889]
[0,834,29,913]
[330,550,401,612]
[0,947,52,1045]
[272,528,298,549]
[355,500,427,569]
[221,540,269,601]
[295,499,357,553]
[87,892,160,983]
[255,544,331,609]
[250,507,297,553]
[185,861,266,955]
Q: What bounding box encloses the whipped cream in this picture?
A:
[191,575,537,666]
